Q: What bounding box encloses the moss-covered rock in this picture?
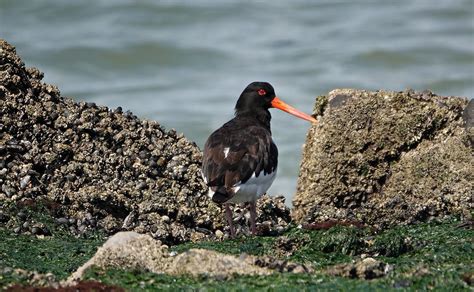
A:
[293,89,473,228]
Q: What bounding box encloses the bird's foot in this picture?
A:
[249,201,257,236]
[225,203,235,238]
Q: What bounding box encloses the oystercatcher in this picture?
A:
[202,82,316,237]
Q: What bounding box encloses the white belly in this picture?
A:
[227,170,277,203]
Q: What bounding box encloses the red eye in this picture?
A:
[258,89,266,96]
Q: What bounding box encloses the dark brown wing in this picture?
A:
[202,119,278,203]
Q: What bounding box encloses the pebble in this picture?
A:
[57,217,69,225]
[137,182,147,190]
[86,102,96,108]
[20,175,31,189]
[2,185,15,197]
[31,227,41,235]
[161,215,170,223]
[13,227,21,234]
[139,150,149,159]
[0,212,9,223]
[17,211,26,220]
[78,225,86,233]
[50,112,58,120]
[42,227,51,236]
[215,230,224,239]
[22,221,29,229]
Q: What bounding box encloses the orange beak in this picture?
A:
[271,97,317,123]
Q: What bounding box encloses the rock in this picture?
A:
[0,39,291,244]
[68,232,167,282]
[68,231,270,283]
[17,212,26,220]
[254,255,313,273]
[168,249,271,278]
[326,257,391,279]
[294,89,473,228]
[31,226,41,235]
[0,212,10,223]
[20,175,31,189]
[56,217,69,225]
[215,229,224,239]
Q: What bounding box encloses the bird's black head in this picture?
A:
[235,81,276,115]
[234,81,317,125]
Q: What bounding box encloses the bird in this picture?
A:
[201,82,316,237]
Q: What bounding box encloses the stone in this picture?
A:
[168,249,271,277]
[215,229,224,239]
[294,89,473,228]
[326,257,391,279]
[68,231,270,284]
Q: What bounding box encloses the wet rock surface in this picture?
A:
[68,231,272,282]
[294,89,473,228]
[0,39,290,243]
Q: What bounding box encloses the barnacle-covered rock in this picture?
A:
[293,89,473,228]
[0,39,291,244]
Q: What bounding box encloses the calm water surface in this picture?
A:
[1,0,473,202]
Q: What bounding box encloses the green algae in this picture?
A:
[0,228,105,288]
[83,268,386,291]
[171,235,276,257]
[1,218,472,290]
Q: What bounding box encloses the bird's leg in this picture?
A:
[225,203,235,238]
[249,201,257,235]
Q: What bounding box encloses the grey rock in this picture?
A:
[294,89,473,228]
[78,225,86,233]
[20,175,31,189]
[56,217,69,225]
[31,226,41,235]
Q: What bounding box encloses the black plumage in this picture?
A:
[201,81,316,236]
[202,115,278,203]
